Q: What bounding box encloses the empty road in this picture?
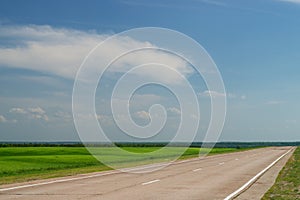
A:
[0,146,294,200]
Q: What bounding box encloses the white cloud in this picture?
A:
[28,107,46,114]
[9,106,49,121]
[122,0,227,8]
[29,107,49,121]
[51,92,69,97]
[167,107,181,115]
[134,110,150,120]
[0,115,7,123]
[0,25,99,79]
[96,114,114,126]
[54,111,72,122]
[199,90,246,100]
[9,107,27,114]
[278,0,300,4]
[0,25,192,84]
[199,90,226,98]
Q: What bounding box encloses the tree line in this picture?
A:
[0,141,299,148]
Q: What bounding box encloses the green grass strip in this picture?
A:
[262,147,300,200]
[0,147,246,185]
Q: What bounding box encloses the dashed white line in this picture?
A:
[219,162,225,165]
[142,179,160,185]
[224,148,293,200]
[193,168,202,172]
[235,158,239,161]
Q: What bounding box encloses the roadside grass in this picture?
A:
[262,147,300,200]
[0,147,246,185]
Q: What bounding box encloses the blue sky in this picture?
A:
[0,0,299,142]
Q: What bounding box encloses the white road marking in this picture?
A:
[142,179,160,185]
[235,158,239,161]
[219,162,225,165]
[0,170,120,192]
[224,148,293,200]
[193,168,202,172]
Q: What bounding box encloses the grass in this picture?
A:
[0,146,245,185]
[263,147,300,200]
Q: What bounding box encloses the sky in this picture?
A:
[0,0,299,142]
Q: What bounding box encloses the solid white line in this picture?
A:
[193,168,202,172]
[142,179,160,185]
[224,148,293,200]
[0,170,119,192]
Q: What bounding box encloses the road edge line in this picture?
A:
[224,147,294,200]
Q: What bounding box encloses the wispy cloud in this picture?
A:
[9,107,27,114]
[121,0,278,15]
[0,115,7,123]
[0,24,193,85]
[54,111,72,122]
[10,106,49,121]
[199,90,246,100]
[278,0,300,4]
[241,95,247,100]
[266,100,282,105]
[198,0,227,7]
[121,0,228,9]
[167,107,181,115]
[199,90,226,98]
[0,114,17,123]
[134,110,150,120]
[96,114,113,125]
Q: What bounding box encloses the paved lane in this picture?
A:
[0,146,294,200]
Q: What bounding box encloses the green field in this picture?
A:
[263,147,300,200]
[0,147,242,185]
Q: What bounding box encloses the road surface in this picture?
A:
[0,146,294,200]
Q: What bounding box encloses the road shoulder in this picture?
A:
[235,147,295,200]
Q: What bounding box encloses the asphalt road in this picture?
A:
[0,146,294,200]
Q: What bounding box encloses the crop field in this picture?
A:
[0,147,242,185]
[263,147,300,200]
